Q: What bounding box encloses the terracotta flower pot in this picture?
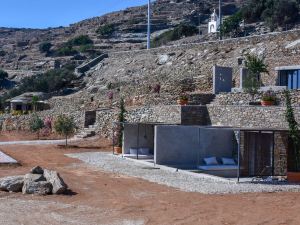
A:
[287,172,300,183]
[177,99,188,106]
[114,146,122,154]
[261,100,274,106]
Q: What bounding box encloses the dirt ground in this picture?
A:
[0,132,300,225]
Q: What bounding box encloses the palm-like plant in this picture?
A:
[244,54,269,98]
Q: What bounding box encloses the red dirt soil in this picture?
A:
[0,133,300,224]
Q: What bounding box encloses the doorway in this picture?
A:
[244,131,274,177]
[84,111,96,128]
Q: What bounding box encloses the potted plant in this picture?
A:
[285,91,300,182]
[177,94,188,106]
[114,98,126,154]
[261,90,276,106]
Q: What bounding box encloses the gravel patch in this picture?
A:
[67,152,300,194]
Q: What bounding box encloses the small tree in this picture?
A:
[285,90,300,172]
[117,98,126,148]
[54,115,76,147]
[220,12,243,38]
[29,114,44,139]
[243,54,269,99]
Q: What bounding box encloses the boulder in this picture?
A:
[30,166,44,174]
[22,181,52,195]
[0,176,24,192]
[43,169,67,194]
[158,54,169,65]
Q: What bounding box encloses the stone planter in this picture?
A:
[261,100,275,106]
[114,146,122,154]
[177,99,188,106]
[287,172,300,183]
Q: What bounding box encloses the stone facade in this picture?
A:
[212,90,300,106]
[274,132,288,176]
[207,105,292,129]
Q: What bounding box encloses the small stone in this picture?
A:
[30,166,44,174]
[0,176,24,192]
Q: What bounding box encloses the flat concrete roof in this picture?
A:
[275,65,300,71]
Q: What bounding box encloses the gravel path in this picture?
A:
[0,139,78,146]
[67,152,300,194]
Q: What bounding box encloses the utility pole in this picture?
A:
[147,0,151,49]
[219,0,222,40]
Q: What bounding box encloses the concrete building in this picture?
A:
[119,122,288,179]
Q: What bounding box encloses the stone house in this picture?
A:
[8,92,50,113]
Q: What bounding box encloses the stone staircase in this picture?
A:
[74,125,97,139]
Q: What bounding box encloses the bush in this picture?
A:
[220,12,243,37]
[29,114,45,139]
[54,115,76,146]
[4,65,75,100]
[96,24,115,37]
[78,44,94,53]
[241,0,299,29]
[151,24,198,47]
[39,42,52,53]
[66,35,93,46]
[55,46,78,56]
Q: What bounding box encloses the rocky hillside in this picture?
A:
[0,0,240,80]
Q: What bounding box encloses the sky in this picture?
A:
[0,0,148,29]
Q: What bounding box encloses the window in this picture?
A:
[279,70,300,90]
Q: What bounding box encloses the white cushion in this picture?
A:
[203,157,218,165]
[129,148,138,155]
[138,148,150,155]
[221,157,236,165]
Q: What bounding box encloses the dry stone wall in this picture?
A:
[207,105,294,129]
[212,90,300,106]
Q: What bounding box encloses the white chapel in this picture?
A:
[208,9,220,33]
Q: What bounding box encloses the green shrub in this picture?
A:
[151,24,198,47]
[55,46,78,56]
[39,42,52,53]
[29,114,45,139]
[220,12,243,37]
[96,24,115,37]
[5,66,75,99]
[78,44,94,53]
[241,0,299,30]
[285,90,300,171]
[67,35,93,46]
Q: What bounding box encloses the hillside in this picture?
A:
[0,0,239,81]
